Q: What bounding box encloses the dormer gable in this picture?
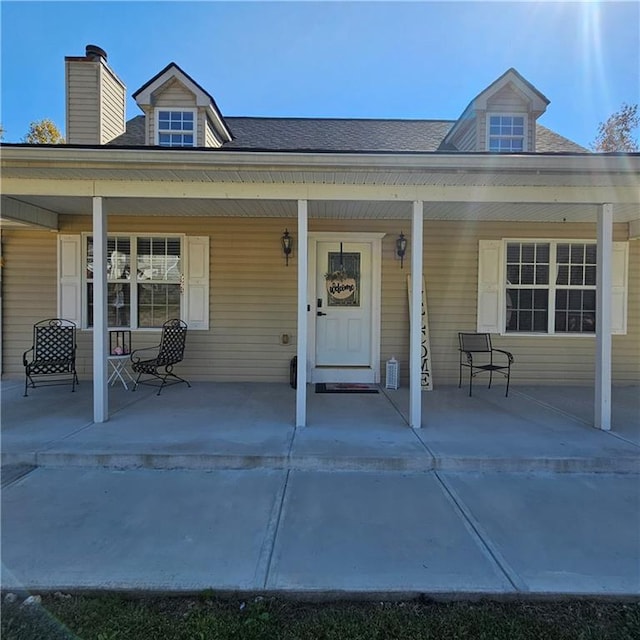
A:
[132,62,233,147]
[442,68,550,152]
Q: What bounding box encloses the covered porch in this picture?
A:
[2,147,639,433]
[2,380,638,474]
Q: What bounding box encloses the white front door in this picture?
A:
[309,235,382,383]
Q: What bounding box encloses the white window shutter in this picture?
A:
[184,236,209,330]
[58,234,82,326]
[611,241,628,335]
[477,240,502,333]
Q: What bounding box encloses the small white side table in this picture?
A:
[108,355,135,390]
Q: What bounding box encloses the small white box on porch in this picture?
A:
[385,356,399,389]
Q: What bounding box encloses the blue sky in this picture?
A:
[1,1,638,147]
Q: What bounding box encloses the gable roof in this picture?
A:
[109,115,587,153]
[442,67,551,149]
[133,62,232,142]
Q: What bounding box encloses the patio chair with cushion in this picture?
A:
[458,332,514,397]
[130,319,190,395]
[23,318,79,397]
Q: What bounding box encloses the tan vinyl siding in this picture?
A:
[65,61,100,145]
[3,218,637,387]
[476,111,487,151]
[448,118,477,151]
[486,85,528,112]
[153,79,197,108]
[204,116,223,148]
[99,66,126,143]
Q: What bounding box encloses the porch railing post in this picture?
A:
[410,201,423,429]
[595,203,613,430]
[93,196,109,423]
[296,199,308,427]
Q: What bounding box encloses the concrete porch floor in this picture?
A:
[1,379,638,474]
[2,380,639,597]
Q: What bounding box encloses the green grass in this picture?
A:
[1,594,639,640]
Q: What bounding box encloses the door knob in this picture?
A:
[317,311,327,317]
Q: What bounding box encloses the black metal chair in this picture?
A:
[23,318,79,397]
[458,332,514,397]
[130,319,190,395]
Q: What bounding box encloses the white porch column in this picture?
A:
[92,196,109,423]
[595,203,613,430]
[295,200,308,427]
[409,201,424,429]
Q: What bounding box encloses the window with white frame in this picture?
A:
[58,234,209,331]
[488,115,525,152]
[156,109,195,147]
[477,239,628,336]
[506,241,596,334]
[86,235,182,328]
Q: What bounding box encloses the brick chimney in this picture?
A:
[65,45,126,144]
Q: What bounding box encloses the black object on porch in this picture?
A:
[458,332,514,397]
[23,318,79,397]
[131,319,190,395]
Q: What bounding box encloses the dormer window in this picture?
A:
[156,109,195,147]
[488,115,526,152]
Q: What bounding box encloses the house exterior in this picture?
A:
[1,45,639,429]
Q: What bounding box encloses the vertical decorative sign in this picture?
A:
[407,275,433,391]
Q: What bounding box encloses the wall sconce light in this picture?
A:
[281,229,293,266]
[396,231,407,268]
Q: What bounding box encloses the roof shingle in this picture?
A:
[109,115,588,153]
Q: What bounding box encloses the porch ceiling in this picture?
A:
[1,195,638,223]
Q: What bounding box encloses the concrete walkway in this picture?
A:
[1,381,639,597]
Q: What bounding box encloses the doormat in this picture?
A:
[315,383,379,394]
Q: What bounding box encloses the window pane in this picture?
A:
[536,243,549,263]
[570,266,584,285]
[585,245,597,264]
[506,243,520,262]
[108,283,130,327]
[506,288,548,333]
[138,283,181,328]
[568,290,582,309]
[557,244,570,264]
[137,237,181,282]
[107,238,131,280]
[533,311,547,331]
[571,244,585,263]
[517,311,532,332]
[556,265,569,285]
[534,289,547,308]
[535,264,549,285]
[555,288,596,333]
[86,237,94,279]
[521,264,534,284]
[521,244,535,262]
[555,311,567,332]
[507,265,520,285]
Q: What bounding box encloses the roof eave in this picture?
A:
[2,144,639,175]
